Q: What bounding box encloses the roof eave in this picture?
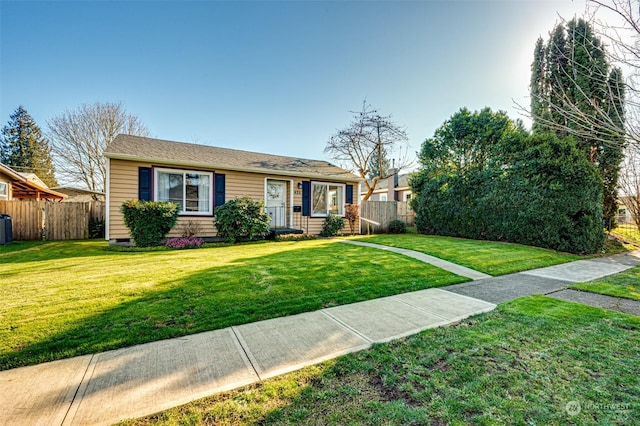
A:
[105,152,361,182]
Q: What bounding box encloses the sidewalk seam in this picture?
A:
[60,354,95,426]
[391,297,451,321]
[230,327,263,381]
[319,310,374,343]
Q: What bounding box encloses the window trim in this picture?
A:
[153,167,213,216]
[0,182,8,200]
[310,181,346,217]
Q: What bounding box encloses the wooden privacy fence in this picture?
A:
[360,201,415,233]
[0,200,105,241]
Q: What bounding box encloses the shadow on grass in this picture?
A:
[1,242,468,371]
[122,297,640,425]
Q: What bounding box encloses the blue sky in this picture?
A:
[1,0,589,165]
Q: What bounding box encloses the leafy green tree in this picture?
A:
[416,107,522,179]
[1,106,57,186]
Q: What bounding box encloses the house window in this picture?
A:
[311,182,345,216]
[380,194,388,202]
[0,182,7,200]
[155,168,212,215]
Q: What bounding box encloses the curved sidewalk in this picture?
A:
[337,240,491,280]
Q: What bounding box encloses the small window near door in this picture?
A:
[0,182,7,200]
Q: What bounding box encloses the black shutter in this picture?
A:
[214,173,226,209]
[138,167,152,201]
[346,184,353,204]
[302,181,310,216]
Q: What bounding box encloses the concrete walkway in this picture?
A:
[444,250,640,315]
[0,289,495,426]
[2,245,639,426]
[338,240,492,280]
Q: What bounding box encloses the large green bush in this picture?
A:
[214,196,271,243]
[411,111,605,254]
[121,200,180,247]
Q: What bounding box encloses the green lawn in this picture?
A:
[349,234,581,275]
[0,239,467,370]
[571,265,640,301]
[121,296,640,426]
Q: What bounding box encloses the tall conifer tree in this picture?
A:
[530,18,625,228]
[1,106,57,187]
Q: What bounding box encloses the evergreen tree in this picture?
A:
[367,145,391,180]
[1,106,57,187]
[544,24,572,137]
[530,37,549,133]
[529,18,625,229]
[600,67,626,228]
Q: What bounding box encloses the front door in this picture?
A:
[266,180,287,228]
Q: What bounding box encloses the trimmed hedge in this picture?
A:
[412,133,604,254]
[121,200,180,247]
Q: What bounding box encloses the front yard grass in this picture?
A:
[350,234,581,275]
[0,239,467,370]
[571,264,640,301]
[121,296,640,425]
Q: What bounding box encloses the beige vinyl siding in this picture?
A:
[108,158,359,241]
[109,159,217,240]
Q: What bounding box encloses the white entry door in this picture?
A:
[266,181,287,227]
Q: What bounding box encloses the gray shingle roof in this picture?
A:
[105,134,360,182]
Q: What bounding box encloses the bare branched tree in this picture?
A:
[47,102,149,192]
[586,0,640,152]
[325,101,412,201]
[620,145,640,229]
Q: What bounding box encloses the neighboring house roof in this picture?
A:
[360,173,412,194]
[105,134,360,182]
[0,162,66,200]
[17,172,49,189]
[52,186,105,202]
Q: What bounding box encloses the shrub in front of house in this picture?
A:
[121,200,180,247]
[388,219,406,234]
[214,196,271,243]
[344,203,359,235]
[320,213,345,237]
[165,236,204,249]
[275,233,318,242]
